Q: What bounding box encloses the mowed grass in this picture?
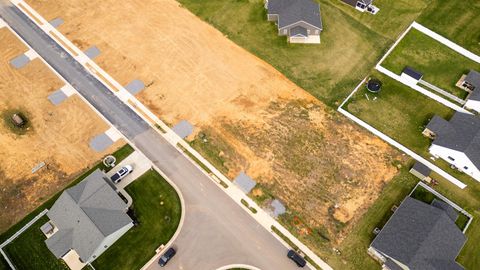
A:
[177,0,395,107]
[3,216,69,270]
[381,29,480,98]
[346,71,454,155]
[417,0,480,55]
[92,170,181,270]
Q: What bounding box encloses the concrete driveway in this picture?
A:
[106,150,152,190]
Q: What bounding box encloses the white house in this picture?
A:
[423,112,480,181]
[43,169,133,267]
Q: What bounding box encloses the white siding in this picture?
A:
[465,99,480,113]
[86,222,134,263]
[429,145,480,181]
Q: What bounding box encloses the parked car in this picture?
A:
[110,165,133,184]
[287,249,306,267]
[158,247,176,267]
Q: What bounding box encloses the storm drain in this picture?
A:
[125,79,145,95]
[10,54,30,69]
[84,46,101,59]
[89,133,114,152]
[172,120,194,139]
[49,18,64,28]
[233,172,256,194]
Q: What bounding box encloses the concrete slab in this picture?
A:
[0,18,6,28]
[10,53,30,69]
[62,250,86,270]
[125,79,145,95]
[105,126,122,142]
[172,120,194,139]
[233,172,256,194]
[48,89,68,105]
[49,17,64,28]
[107,151,152,190]
[84,45,101,59]
[271,199,286,218]
[89,133,114,152]
[60,84,76,97]
[24,49,38,60]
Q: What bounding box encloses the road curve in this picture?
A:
[0,3,302,270]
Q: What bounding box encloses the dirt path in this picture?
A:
[0,28,123,232]
[27,0,401,246]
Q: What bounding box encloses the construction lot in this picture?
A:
[0,27,123,233]
[24,0,404,264]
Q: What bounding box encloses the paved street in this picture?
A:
[0,2,304,269]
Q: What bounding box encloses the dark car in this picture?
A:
[287,249,306,267]
[158,247,176,267]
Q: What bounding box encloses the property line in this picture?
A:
[0,209,48,270]
[338,76,367,108]
[8,1,333,269]
[411,22,480,64]
[376,66,471,114]
[337,107,466,189]
[376,22,413,68]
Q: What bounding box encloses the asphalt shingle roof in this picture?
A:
[46,169,132,261]
[465,70,480,101]
[426,112,480,169]
[371,197,466,270]
[267,0,322,29]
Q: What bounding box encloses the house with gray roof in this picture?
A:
[44,169,133,265]
[341,0,379,14]
[423,112,480,181]
[369,197,466,270]
[462,70,480,113]
[265,0,323,44]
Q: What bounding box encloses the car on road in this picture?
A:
[287,249,306,267]
[158,247,176,267]
[110,165,133,184]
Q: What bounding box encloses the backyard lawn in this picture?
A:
[92,170,181,270]
[381,29,480,98]
[417,0,480,55]
[346,71,454,155]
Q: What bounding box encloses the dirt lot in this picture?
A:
[0,28,123,232]
[27,0,400,246]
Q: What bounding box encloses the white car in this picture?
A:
[110,165,133,184]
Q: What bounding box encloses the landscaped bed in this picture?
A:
[381,28,480,99]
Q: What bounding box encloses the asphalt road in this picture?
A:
[0,3,303,270]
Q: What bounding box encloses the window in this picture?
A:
[315,30,319,34]
[307,29,311,34]
[283,29,287,34]
[448,156,455,161]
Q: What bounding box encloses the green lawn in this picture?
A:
[382,28,480,98]
[92,169,181,270]
[177,0,406,107]
[346,71,454,155]
[3,216,69,270]
[327,166,419,270]
[417,0,480,55]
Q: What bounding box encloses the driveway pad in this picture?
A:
[48,89,68,105]
[49,17,63,28]
[84,45,101,59]
[125,79,145,95]
[172,120,194,139]
[89,133,114,152]
[10,53,30,69]
[234,172,256,194]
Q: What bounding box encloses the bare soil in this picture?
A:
[0,28,123,232]
[27,0,400,244]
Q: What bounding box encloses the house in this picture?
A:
[461,70,480,112]
[423,112,480,181]
[369,196,466,270]
[43,169,133,266]
[341,0,379,14]
[265,0,323,44]
[409,161,432,183]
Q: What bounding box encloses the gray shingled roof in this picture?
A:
[426,112,480,170]
[267,0,322,29]
[432,199,458,221]
[411,162,431,177]
[46,169,132,261]
[289,25,308,37]
[465,70,480,101]
[371,197,466,270]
